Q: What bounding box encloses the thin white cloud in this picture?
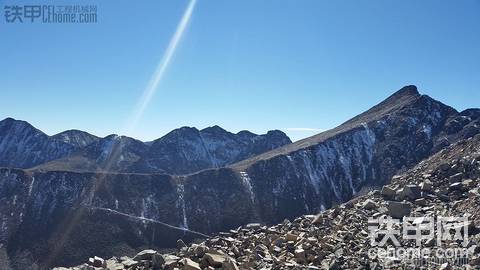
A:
[285,128,324,132]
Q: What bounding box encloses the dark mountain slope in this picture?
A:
[128,126,291,174]
[31,135,149,173]
[32,127,291,175]
[232,85,453,169]
[0,118,76,168]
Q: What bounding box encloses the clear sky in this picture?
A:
[1,0,479,142]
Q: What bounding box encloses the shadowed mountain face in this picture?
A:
[0,119,291,175]
[128,126,292,174]
[0,86,479,269]
[0,119,81,169]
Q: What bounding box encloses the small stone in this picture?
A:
[285,233,298,242]
[449,172,463,183]
[414,198,427,206]
[323,259,341,270]
[312,214,323,224]
[419,181,433,192]
[152,253,165,269]
[133,249,157,261]
[194,244,207,257]
[362,199,377,210]
[439,163,450,171]
[399,185,421,200]
[203,253,225,267]
[294,248,306,264]
[381,186,396,199]
[245,223,261,229]
[462,179,474,187]
[88,256,105,268]
[449,182,465,191]
[122,259,139,268]
[222,257,240,270]
[469,188,480,198]
[183,258,201,270]
[164,254,180,268]
[439,262,451,270]
[177,239,187,249]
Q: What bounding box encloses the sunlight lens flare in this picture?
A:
[126,0,197,133]
[44,1,197,265]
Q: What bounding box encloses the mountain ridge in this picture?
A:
[231,85,456,170]
[0,118,291,175]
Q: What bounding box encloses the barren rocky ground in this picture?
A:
[54,135,480,270]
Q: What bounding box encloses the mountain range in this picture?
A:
[0,85,479,269]
[0,119,291,174]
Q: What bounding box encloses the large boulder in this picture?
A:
[387,201,411,218]
[398,185,421,200]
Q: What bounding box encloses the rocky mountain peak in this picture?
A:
[157,127,201,142]
[390,84,419,98]
[52,129,99,148]
[200,125,227,134]
[236,130,256,138]
[0,117,38,132]
[265,129,288,138]
[0,118,75,169]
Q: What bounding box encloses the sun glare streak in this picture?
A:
[44,1,197,266]
[125,0,197,133]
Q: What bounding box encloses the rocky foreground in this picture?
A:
[54,135,480,270]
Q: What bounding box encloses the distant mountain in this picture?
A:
[0,118,292,175]
[33,134,149,173]
[1,86,479,269]
[0,118,76,168]
[128,125,292,174]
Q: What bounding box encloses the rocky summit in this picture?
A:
[54,134,480,270]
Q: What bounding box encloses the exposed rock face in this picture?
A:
[230,86,479,223]
[1,86,479,269]
[33,135,150,173]
[0,118,77,168]
[127,126,291,174]
[0,168,256,269]
[55,134,480,270]
[0,118,291,175]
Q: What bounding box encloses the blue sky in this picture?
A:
[0,0,479,142]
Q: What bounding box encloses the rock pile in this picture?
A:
[53,135,480,270]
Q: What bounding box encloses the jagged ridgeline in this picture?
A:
[0,119,291,174]
[0,85,479,269]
